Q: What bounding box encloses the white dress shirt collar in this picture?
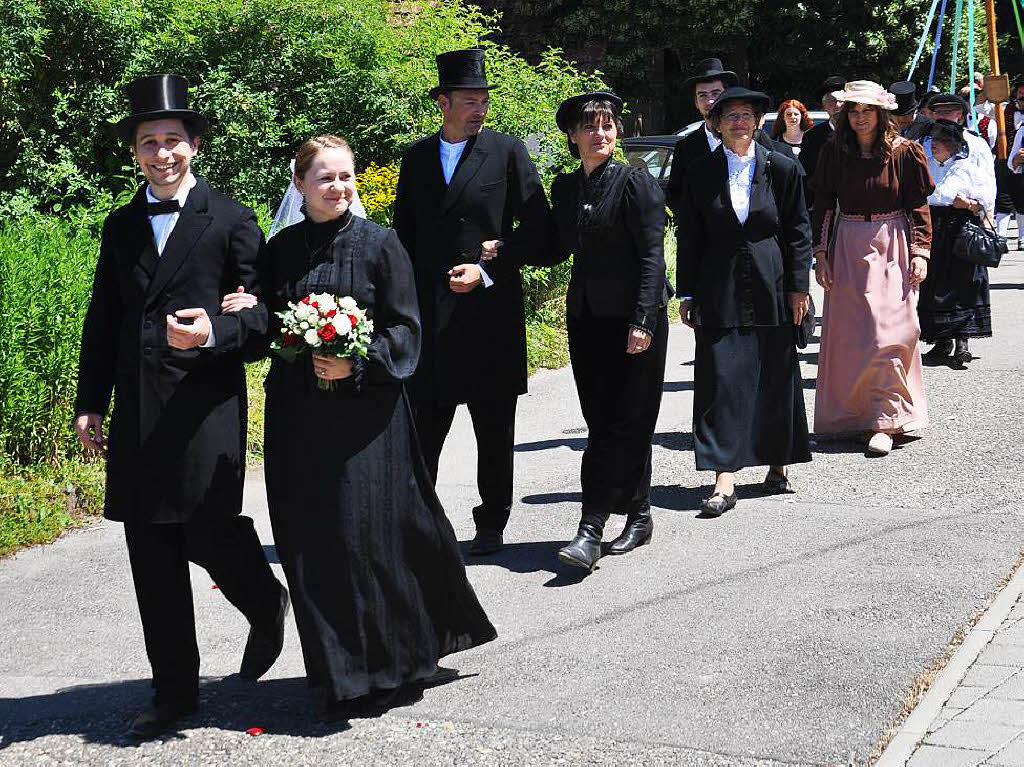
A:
[439,135,469,184]
[724,142,757,225]
[704,123,722,152]
[145,173,197,257]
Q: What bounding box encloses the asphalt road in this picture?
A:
[2,256,1023,765]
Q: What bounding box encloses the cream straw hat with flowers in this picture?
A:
[830,80,898,110]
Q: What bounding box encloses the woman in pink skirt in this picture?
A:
[811,81,935,455]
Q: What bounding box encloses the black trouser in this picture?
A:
[568,308,669,518]
[415,394,517,534]
[124,514,283,707]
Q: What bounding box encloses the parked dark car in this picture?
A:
[623,111,829,192]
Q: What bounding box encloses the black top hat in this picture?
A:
[929,118,969,156]
[113,74,208,142]
[429,48,497,99]
[555,91,624,132]
[889,81,919,116]
[708,86,771,119]
[928,93,970,115]
[815,75,847,102]
[683,58,738,92]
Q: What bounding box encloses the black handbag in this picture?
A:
[952,212,1007,268]
[794,293,816,349]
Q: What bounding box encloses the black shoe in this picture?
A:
[923,340,954,360]
[953,338,972,364]
[557,524,603,571]
[128,701,198,739]
[763,469,794,495]
[240,586,289,681]
[606,511,654,555]
[699,491,737,517]
[468,529,503,555]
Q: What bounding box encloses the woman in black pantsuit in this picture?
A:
[509,92,671,571]
[676,87,813,516]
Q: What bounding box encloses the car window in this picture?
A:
[624,146,673,180]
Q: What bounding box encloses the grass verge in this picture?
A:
[0,457,105,559]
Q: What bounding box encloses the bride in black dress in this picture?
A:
[225,134,495,720]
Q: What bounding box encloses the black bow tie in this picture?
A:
[147,200,181,216]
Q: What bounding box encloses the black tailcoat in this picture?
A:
[676,144,812,328]
[75,177,268,523]
[393,128,552,406]
[666,125,797,217]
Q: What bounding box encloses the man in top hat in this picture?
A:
[890,81,932,141]
[664,57,737,216]
[798,75,846,209]
[74,74,288,738]
[665,58,796,217]
[392,49,552,555]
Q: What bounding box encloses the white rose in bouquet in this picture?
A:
[303,328,321,346]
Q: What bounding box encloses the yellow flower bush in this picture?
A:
[359,162,400,226]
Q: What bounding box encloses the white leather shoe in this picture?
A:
[867,432,893,455]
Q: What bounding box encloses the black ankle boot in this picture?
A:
[557,515,606,571]
[924,339,954,360]
[953,337,971,364]
[606,509,654,555]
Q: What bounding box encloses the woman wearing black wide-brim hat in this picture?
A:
[525,91,673,571]
[676,86,813,516]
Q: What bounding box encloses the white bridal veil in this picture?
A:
[270,160,367,238]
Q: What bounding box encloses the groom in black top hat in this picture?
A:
[393,49,552,555]
[74,74,288,738]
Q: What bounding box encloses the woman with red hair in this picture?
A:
[772,99,814,156]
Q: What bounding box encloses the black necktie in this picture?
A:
[147,200,181,216]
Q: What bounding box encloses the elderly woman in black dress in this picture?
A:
[498,92,671,570]
[676,87,813,515]
[224,135,495,720]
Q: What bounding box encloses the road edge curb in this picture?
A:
[875,562,1024,765]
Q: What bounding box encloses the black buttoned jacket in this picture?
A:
[75,178,268,523]
[676,144,812,328]
[393,128,552,406]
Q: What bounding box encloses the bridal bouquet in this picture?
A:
[271,293,373,390]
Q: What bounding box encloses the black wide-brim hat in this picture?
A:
[113,74,208,142]
[708,86,771,119]
[928,93,970,115]
[815,75,847,102]
[555,91,624,132]
[889,80,919,116]
[683,58,738,92]
[429,48,498,99]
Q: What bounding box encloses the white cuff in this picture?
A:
[479,265,495,288]
[200,326,216,348]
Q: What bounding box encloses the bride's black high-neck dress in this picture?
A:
[260,211,496,704]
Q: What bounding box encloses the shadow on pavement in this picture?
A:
[0,671,471,749]
[990,282,1023,289]
[515,431,695,454]
[0,676,340,748]
[458,539,590,587]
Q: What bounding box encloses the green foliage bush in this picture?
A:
[2,0,605,218]
[0,215,99,465]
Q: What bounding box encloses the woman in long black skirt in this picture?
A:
[503,92,671,570]
[228,135,495,720]
[920,118,994,366]
[676,87,813,515]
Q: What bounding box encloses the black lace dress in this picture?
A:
[260,211,496,706]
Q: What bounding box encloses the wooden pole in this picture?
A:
[985,0,1007,158]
